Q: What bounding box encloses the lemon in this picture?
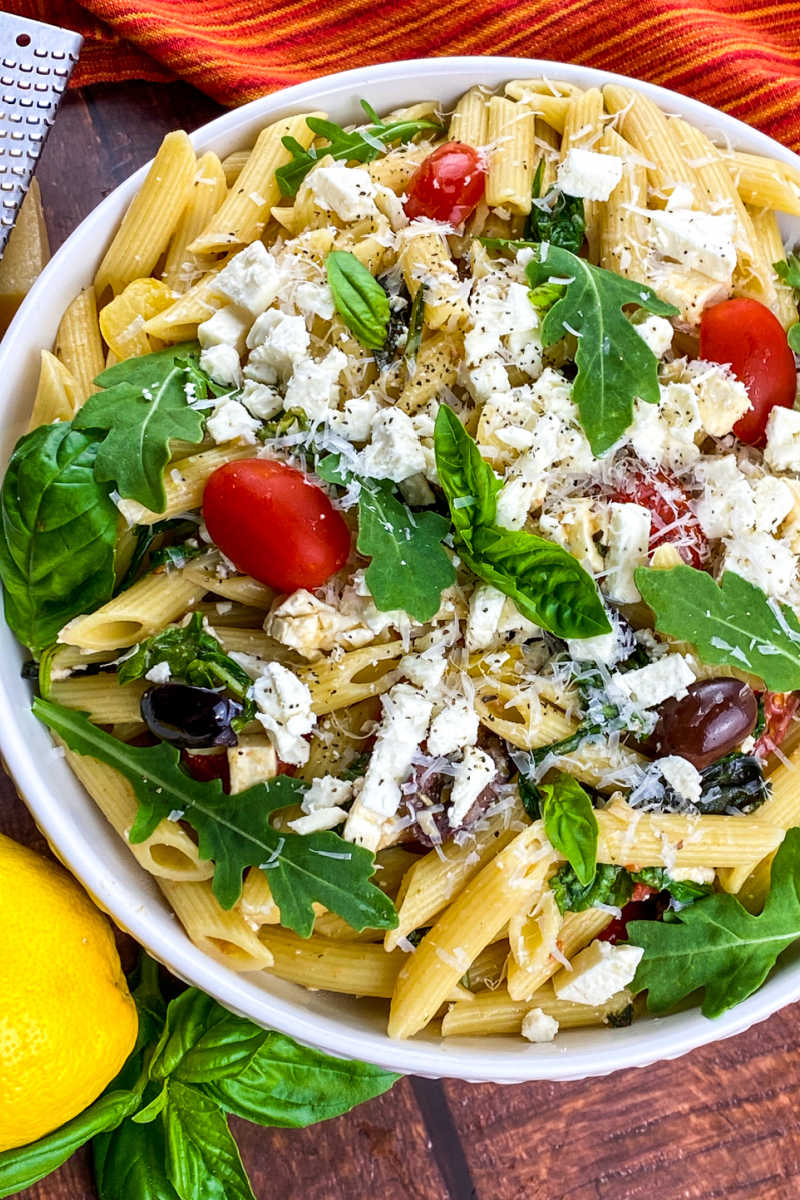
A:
[0,832,138,1151]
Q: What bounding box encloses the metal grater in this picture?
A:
[0,13,82,255]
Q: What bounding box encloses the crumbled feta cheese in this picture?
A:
[302,775,357,813]
[449,745,496,827]
[693,454,750,539]
[211,241,282,316]
[252,662,317,766]
[609,653,696,709]
[556,148,623,201]
[604,503,651,603]
[357,408,426,482]
[553,940,644,1006]
[246,309,309,377]
[197,304,250,353]
[567,628,621,667]
[752,476,794,533]
[144,660,171,684]
[294,280,335,322]
[495,477,532,530]
[466,583,507,651]
[655,755,703,806]
[264,590,372,660]
[199,344,241,388]
[723,531,797,602]
[239,379,283,420]
[309,164,379,222]
[206,398,260,444]
[283,347,347,422]
[328,392,379,443]
[670,865,716,884]
[521,1007,559,1043]
[686,360,751,437]
[227,744,278,794]
[765,406,800,474]
[632,314,674,359]
[427,697,479,758]
[648,209,736,283]
[399,647,447,696]
[288,807,348,835]
[649,266,729,330]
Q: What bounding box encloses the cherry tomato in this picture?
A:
[754,690,800,760]
[605,457,709,568]
[404,142,486,225]
[203,459,350,593]
[182,749,231,791]
[699,298,797,445]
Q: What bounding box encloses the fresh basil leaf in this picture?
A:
[0,422,118,653]
[525,244,678,455]
[201,1031,397,1128]
[131,1085,168,1125]
[34,698,397,934]
[775,254,800,290]
[525,161,586,252]
[164,1080,255,1200]
[518,773,542,820]
[550,862,632,914]
[635,565,800,691]
[151,990,267,1085]
[326,251,390,350]
[538,772,597,885]
[789,324,800,353]
[628,826,800,1018]
[357,480,455,622]
[94,1107,180,1200]
[404,284,426,361]
[275,103,442,197]
[433,404,501,546]
[74,347,207,512]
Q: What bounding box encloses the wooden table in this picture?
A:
[4,80,800,1200]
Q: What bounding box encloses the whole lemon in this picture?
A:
[0,832,138,1151]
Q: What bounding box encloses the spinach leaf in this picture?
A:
[538,772,598,885]
[73,347,207,513]
[0,422,118,653]
[164,1081,255,1200]
[433,406,610,640]
[775,254,800,290]
[635,565,800,691]
[357,480,456,622]
[150,990,267,1085]
[116,518,198,593]
[326,251,390,350]
[34,698,397,934]
[525,160,586,252]
[550,862,633,913]
[631,867,712,905]
[275,101,442,197]
[525,244,678,455]
[628,827,800,1018]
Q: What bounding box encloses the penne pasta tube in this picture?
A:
[399,230,469,331]
[603,84,697,198]
[48,673,145,724]
[507,905,612,1001]
[448,86,490,148]
[720,746,800,893]
[125,441,255,524]
[58,564,207,650]
[27,350,82,431]
[723,150,800,216]
[182,562,276,610]
[485,97,537,214]
[162,151,228,292]
[298,641,405,716]
[506,888,562,1001]
[748,206,799,328]
[159,878,274,971]
[441,982,629,1037]
[397,332,462,414]
[55,288,105,405]
[98,277,175,360]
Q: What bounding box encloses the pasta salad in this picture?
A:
[4,78,800,1044]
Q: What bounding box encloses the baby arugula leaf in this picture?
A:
[73,346,207,513]
[775,254,800,290]
[357,480,456,622]
[275,101,442,197]
[33,698,397,935]
[635,565,800,692]
[525,244,678,455]
[0,422,118,653]
[628,827,800,1018]
[538,772,598,885]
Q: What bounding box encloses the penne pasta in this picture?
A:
[55,288,105,405]
[162,151,228,292]
[160,878,274,971]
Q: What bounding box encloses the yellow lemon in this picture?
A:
[0,832,138,1151]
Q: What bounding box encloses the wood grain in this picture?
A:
[3,79,800,1200]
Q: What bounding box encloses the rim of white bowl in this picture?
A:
[2,56,800,1083]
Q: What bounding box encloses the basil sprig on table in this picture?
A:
[774,254,800,350]
[34,697,397,935]
[0,957,397,1199]
[635,564,800,691]
[433,405,610,639]
[326,251,391,350]
[275,99,442,197]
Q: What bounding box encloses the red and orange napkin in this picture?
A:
[7,0,800,151]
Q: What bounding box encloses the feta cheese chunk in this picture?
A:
[427,697,479,758]
[252,662,317,766]
[197,304,250,353]
[144,660,171,684]
[521,1007,559,1043]
[246,309,309,377]
[357,408,426,482]
[553,940,644,1007]
[399,647,447,696]
[687,361,751,437]
[604,503,651,604]
[723,531,797,602]
[302,775,357,813]
[199,343,241,388]
[309,164,379,222]
[556,148,623,201]
[294,280,335,322]
[765,406,800,474]
[648,209,737,283]
[283,347,347,423]
[211,241,282,317]
[288,807,348,835]
[206,398,260,444]
[328,392,379,443]
[264,590,372,660]
[449,745,496,827]
[239,379,283,420]
[655,755,703,806]
[227,743,278,794]
[466,584,507,652]
[609,653,696,710]
[633,314,674,359]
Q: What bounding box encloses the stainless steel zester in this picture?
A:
[0,13,82,255]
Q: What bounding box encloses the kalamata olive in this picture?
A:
[649,677,758,770]
[141,684,242,749]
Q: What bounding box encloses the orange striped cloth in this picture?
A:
[9,0,800,151]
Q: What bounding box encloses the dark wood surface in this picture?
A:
[4,80,800,1200]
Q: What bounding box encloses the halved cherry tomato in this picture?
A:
[203,459,350,593]
[182,749,230,790]
[404,142,486,226]
[699,298,797,445]
[605,456,709,568]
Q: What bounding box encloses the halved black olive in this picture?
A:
[141,683,242,749]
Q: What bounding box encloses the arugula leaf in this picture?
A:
[525,244,678,455]
[357,480,456,622]
[150,990,267,1085]
[775,254,800,290]
[326,251,390,350]
[164,1081,256,1200]
[538,772,598,885]
[0,423,118,653]
[525,160,586,252]
[119,612,255,726]
[200,1030,398,1128]
[73,347,207,512]
[628,826,800,1018]
[275,101,442,197]
[635,565,800,691]
[433,406,610,639]
[34,698,398,935]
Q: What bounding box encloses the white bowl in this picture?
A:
[2,57,799,1083]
